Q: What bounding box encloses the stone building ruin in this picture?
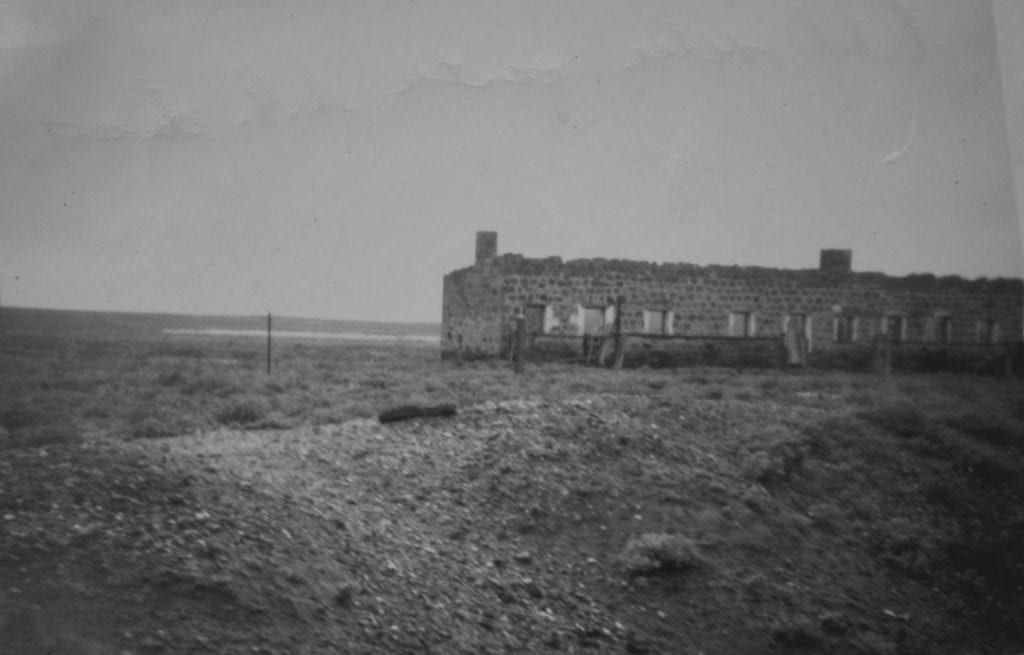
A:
[442,231,1023,370]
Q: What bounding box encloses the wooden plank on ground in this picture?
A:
[378,404,457,423]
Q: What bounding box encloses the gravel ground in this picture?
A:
[1,387,1021,654]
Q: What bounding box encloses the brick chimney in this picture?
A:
[819,249,852,274]
[475,231,497,265]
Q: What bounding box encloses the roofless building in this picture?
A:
[442,231,1022,370]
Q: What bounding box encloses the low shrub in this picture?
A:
[178,365,248,398]
[806,502,843,533]
[858,401,929,438]
[1,404,51,431]
[215,396,270,426]
[130,416,186,439]
[936,375,982,402]
[742,448,803,484]
[4,424,80,449]
[944,411,1021,451]
[617,533,702,575]
[907,427,1023,492]
[741,428,807,483]
[770,617,823,649]
[128,402,203,439]
[936,478,1024,596]
[156,368,187,387]
[804,414,866,460]
[870,517,938,579]
[311,406,350,425]
[960,443,1022,488]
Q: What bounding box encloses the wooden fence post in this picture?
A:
[871,333,891,378]
[597,335,612,367]
[612,295,626,370]
[513,316,526,374]
[266,311,272,375]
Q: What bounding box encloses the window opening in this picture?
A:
[935,315,952,344]
[583,307,606,336]
[834,315,857,343]
[884,315,905,344]
[644,309,669,335]
[978,319,999,345]
[524,305,546,335]
[729,312,756,337]
[784,313,813,351]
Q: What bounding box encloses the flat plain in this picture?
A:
[1,307,1022,654]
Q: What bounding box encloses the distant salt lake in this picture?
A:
[163,328,439,344]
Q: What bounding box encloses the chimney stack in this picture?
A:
[475,231,497,265]
[819,249,852,274]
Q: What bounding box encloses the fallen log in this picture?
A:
[378,403,457,424]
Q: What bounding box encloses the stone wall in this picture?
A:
[528,334,786,369]
[441,232,1023,366]
[441,264,504,359]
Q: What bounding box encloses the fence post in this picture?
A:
[513,316,526,374]
[871,333,891,378]
[266,311,272,375]
[612,295,626,370]
[597,336,611,367]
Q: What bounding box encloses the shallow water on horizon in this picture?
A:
[163,328,439,343]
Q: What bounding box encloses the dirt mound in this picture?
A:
[2,384,1022,653]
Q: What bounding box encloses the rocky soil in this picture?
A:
[1,387,1021,654]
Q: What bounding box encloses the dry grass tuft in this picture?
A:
[617,533,702,575]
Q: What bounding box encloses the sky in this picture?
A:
[1,0,1022,323]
